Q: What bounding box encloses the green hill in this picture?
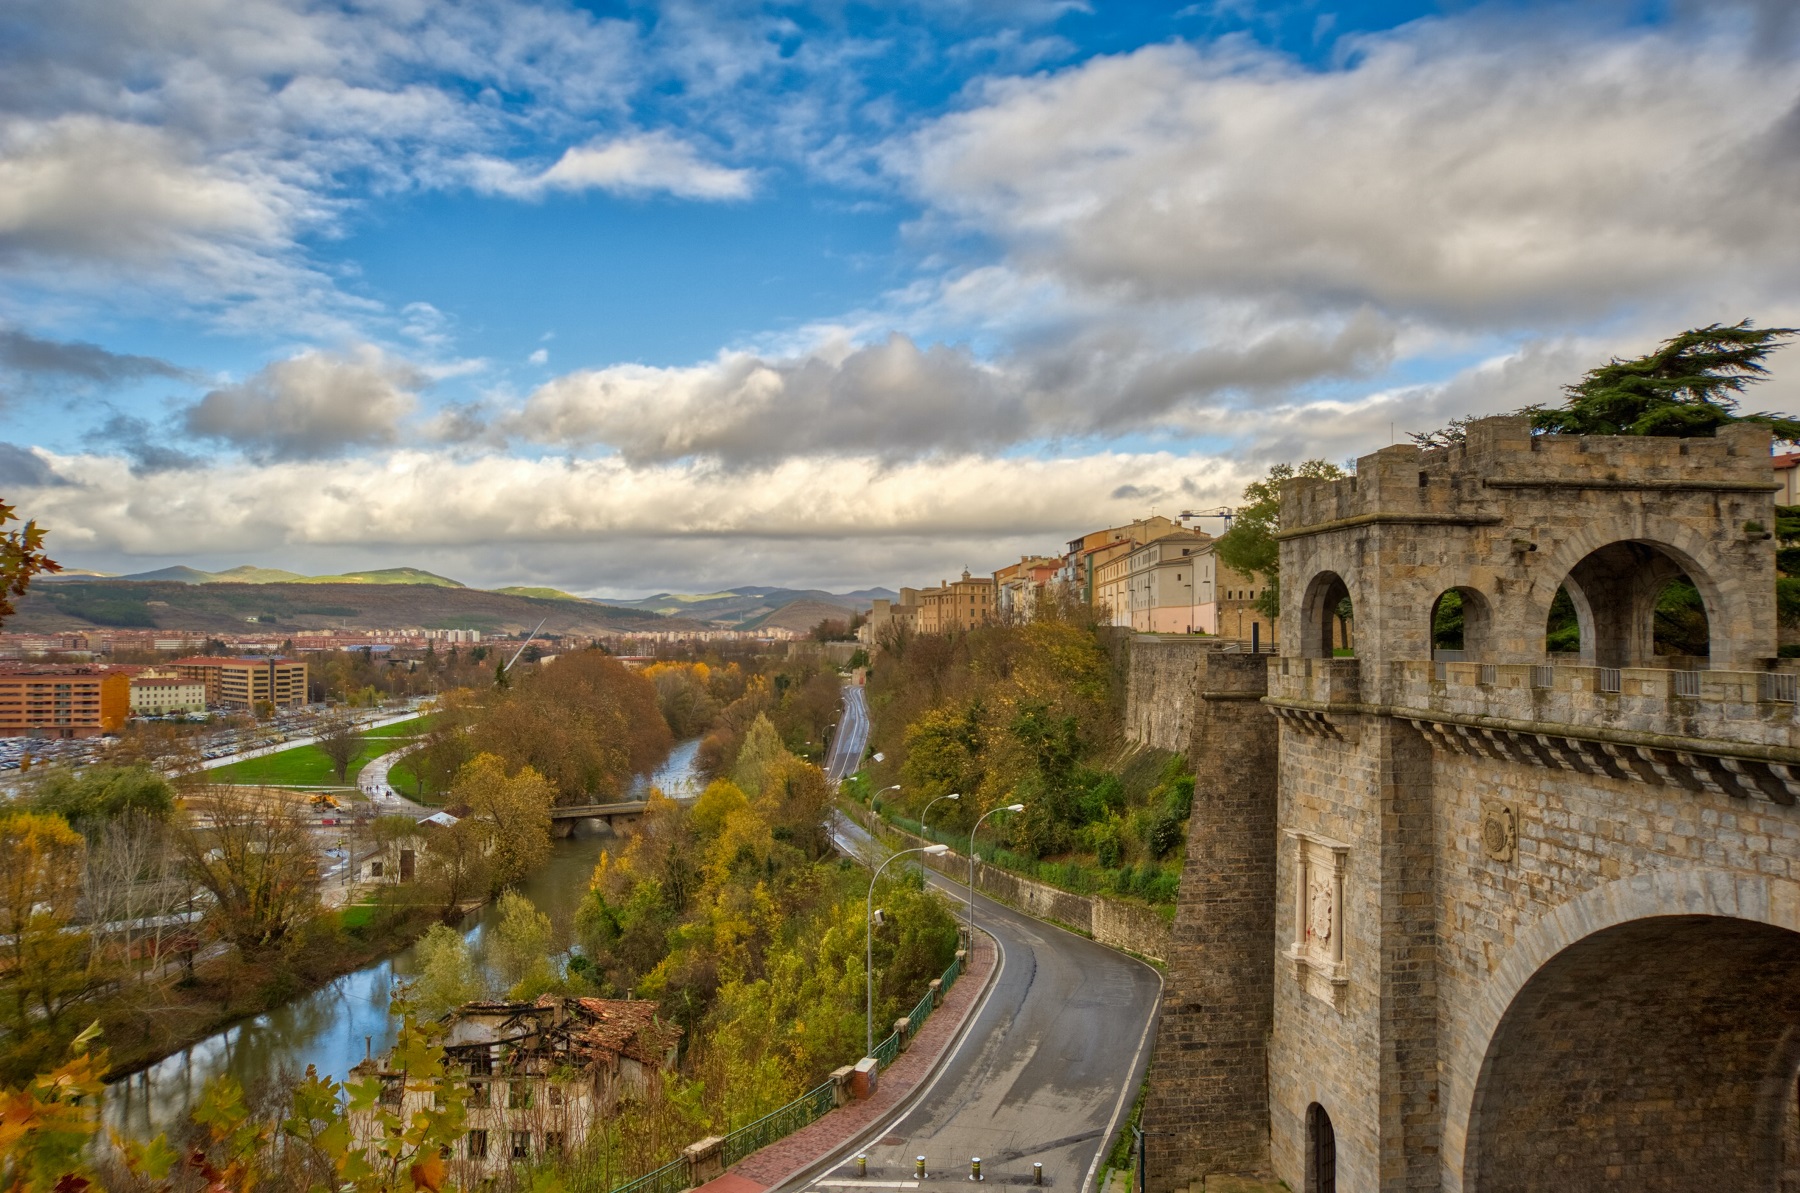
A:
[492,586,584,601]
[296,568,464,587]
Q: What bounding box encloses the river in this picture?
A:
[104,738,704,1138]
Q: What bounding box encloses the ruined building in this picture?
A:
[353,995,681,1176]
[1134,417,1800,1191]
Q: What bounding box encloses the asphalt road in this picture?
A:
[825,683,872,785]
[810,812,1162,1193]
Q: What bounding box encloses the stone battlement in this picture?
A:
[1282,418,1776,537]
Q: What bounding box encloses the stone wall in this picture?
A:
[1124,635,1212,753]
[861,815,1172,962]
[1142,652,1280,1189]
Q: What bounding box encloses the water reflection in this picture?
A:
[105,739,702,1138]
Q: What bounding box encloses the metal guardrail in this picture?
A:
[722,1080,837,1166]
[870,1029,901,1067]
[610,1156,691,1193]
[906,987,934,1039]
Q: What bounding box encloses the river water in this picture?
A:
[104,738,703,1138]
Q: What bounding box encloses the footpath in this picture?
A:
[704,929,1001,1193]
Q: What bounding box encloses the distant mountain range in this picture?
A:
[38,567,895,630]
[592,586,897,627]
[51,564,467,588]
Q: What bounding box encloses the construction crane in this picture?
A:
[1179,506,1236,531]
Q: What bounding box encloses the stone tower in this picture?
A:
[1143,417,1800,1192]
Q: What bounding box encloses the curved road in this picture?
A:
[811,693,1162,1193]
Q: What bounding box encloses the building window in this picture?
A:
[468,1081,489,1106]
[544,1131,566,1155]
[509,1082,532,1110]
[466,1130,489,1160]
[512,1132,532,1159]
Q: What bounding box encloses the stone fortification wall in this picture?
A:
[858,815,1172,962]
[1124,635,1212,753]
[1142,653,1279,1189]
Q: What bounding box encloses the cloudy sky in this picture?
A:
[4,0,1798,596]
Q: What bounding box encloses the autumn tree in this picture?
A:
[174,789,320,956]
[0,498,59,625]
[451,753,553,890]
[489,890,555,996]
[0,812,93,1080]
[472,648,672,803]
[315,714,362,784]
[1215,459,1348,623]
[419,816,492,918]
[30,764,172,834]
[407,923,482,1018]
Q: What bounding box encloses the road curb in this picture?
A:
[741,925,1004,1193]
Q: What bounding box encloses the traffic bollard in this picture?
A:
[970,1157,983,1182]
[857,1156,867,1179]
[1033,1164,1043,1186]
[917,1157,927,1180]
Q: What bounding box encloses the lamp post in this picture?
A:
[968,804,1024,940]
[867,844,951,1055]
[920,792,959,842]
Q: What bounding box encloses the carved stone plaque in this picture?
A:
[1481,802,1517,862]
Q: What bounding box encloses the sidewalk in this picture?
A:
[712,929,1000,1193]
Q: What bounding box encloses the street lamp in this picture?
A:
[920,792,959,842]
[873,783,900,807]
[968,804,1025,940]
[867,843,951,1055]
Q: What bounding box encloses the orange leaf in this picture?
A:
[411,1155,448,1191]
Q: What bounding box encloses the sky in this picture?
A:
[3,0,1799,597]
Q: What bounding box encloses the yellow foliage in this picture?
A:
[690,779,750,841]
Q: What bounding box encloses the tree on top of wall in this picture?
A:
[1215,459,1348,624]
[1412,320,1799,446]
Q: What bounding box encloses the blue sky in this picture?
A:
[2,0,1797,595]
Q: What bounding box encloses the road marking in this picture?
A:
[814,1182,919,1188]
[1079,966,1162,1193]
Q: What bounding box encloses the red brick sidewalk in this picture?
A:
[706,931,1000,1193]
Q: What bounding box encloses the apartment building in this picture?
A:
[1059,515,1179,605]
[993,555,1062,621]
[171,656,309,709]
[129,675,208,715]
[1185,540,1274,644]
[0,664,131,738]
[1123,531,1210,632]
[914,571,997,634]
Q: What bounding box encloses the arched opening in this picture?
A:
[1300,571,1353,659]
[1466,916,1800,1192]
[1305,1103,1336,1193]
[1548,541,1716,667]
[1431,586,1492,660]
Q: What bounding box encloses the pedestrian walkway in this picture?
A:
[711,930,1000,1193]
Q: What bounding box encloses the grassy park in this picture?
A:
[209,713,436,787]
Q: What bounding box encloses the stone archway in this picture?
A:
[1299,571,1353,660]
[1465,915,1800,1191]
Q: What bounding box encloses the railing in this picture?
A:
[597,952,968,1193]
[611,1157,692,1193]
[1672,670,1701,699]
[721,1080,837,1166]
[1763,673,1798,704]
[1598,667,1622,694]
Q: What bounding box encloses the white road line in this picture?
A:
[1080,969,1162,1193]
[813,1181,920,1188]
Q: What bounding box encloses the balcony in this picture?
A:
[1268,655,1800,755]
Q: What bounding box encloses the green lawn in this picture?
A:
[210,713,436,787]
[385,753,446,804]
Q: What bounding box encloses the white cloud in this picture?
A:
[528,348,548,365]
[182,344,424,460]
[896,17,1800,328]
[470,132,753,201]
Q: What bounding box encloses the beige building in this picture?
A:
[171,656,308,709]
[913,571,996,634]
[129,675,207,715]
[1184,541,1276,645]
[993,556,1062,622]
[353,996,681,1177]
[1061,515,1179,606]
[1125,532,1211,632]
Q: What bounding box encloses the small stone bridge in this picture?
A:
[549,800,648,834]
